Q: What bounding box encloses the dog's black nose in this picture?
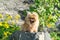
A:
[23,0,34,4]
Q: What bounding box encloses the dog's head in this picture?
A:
[25,12,39,24]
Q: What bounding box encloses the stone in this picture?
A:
[0,0,34,11]
[0,0,34,20]
[9,31,51,40]
[0,0,34,26]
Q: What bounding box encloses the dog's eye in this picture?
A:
[31,18,34,19]
[29,17,34,19]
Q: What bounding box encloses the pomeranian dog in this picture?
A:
[21,12,39,33]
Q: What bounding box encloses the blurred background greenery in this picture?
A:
[29,0,60,40]
[0,0,60,40]
[0,13,21,40]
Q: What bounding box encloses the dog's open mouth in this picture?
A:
[30,19,35,23]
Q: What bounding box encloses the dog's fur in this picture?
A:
[21,12,39,33]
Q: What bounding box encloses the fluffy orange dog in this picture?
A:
[21,12,39,33]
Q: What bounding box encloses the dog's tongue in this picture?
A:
[31,19,34,21]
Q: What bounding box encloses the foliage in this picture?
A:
[0,13,20,40]
[29,0,60,28]
[28,0,60,40]
[50,32,60,40]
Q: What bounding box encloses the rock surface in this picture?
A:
[0,0,33,26]
[0,0,30,11]
[9,31,51,40]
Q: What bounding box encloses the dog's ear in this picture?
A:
[32,12,37,14]
[32,12,38,15]
[27,11,31,16]
[32,12,39,18]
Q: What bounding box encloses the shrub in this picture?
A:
[29,0,60,28]
[28,0,60,40]
[0,13,20,40]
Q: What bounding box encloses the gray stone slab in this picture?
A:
[9,31,51,40]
